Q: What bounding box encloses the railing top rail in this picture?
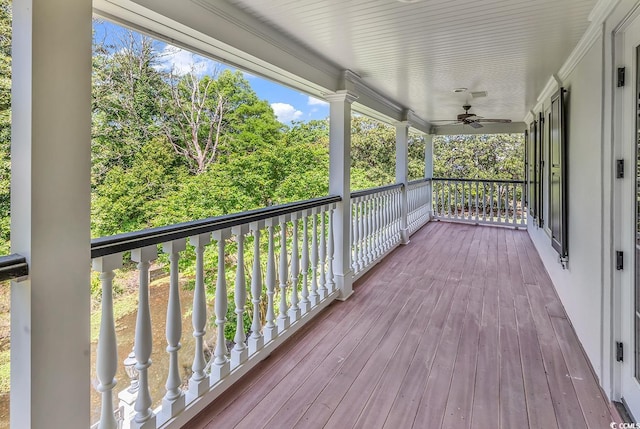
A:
[91,195,341,259]
[0,253,28,282]
[408,178,432,186]
[350,183,403,199]
[432,177,525,184]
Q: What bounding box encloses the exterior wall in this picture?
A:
[528,39,604,378]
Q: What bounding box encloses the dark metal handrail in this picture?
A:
[432,177,525,184]
[0,254,28,282]
[350,183,403,199]
[91,195,341,258]
[408,178,431,186]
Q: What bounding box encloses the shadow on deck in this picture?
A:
[188,221,620,429]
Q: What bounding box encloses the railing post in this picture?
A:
[396,120,411,244]
[327,90,358,300]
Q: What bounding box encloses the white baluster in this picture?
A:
[231,225,248,367]
[185,234,210,400]
[373,194,382,259]
[263,221,278,342]
[160,239,186,420]
[475,181,480,221]
[310,212,320,306]
[468,182,473,220]
[497,183,502,222]
[520,182,526,224]
[447,181,452,218]
[211,230,231,381]
[460,182,465,218]
[93,254,123,429]
[490,182,495,220]
[512,183,518,225]
[351,202,358,273]
[300,213,311,314]
[357,201,364,272]
[318,211,328,299]
[130,246,158,428]
[383,192,390,251]
[366,197,373,264]
[248,222,264,354]
[326,206,335,293]
[277,215,290,331]
[441,182,446,217]
[289,214,301,322]
[482,183,487,221]
[361,200,368,266]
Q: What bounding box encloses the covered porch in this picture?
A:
[189,222,619,429]
[8,0,640,427]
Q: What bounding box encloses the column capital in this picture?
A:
[325,90,358,104]
[394,120,411,129]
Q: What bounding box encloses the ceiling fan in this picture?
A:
[432,104,512,129]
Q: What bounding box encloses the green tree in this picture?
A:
[162,69,282,174]
[92,137,183,236]
[92,29,167,186]
[0,0,11,253]
[433,134,524,180]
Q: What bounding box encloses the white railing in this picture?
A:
[431,178,527,227]
[90,196,340,429]
[350,184,403,280]
[407,178,432,235]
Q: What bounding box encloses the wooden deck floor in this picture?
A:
[189,222,620,429]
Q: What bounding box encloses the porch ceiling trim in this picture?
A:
[95,0,432,134]
[524,0,619,123]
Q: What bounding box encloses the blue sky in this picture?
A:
[93,20,329,123]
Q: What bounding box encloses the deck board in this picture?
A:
[189,222,620,429]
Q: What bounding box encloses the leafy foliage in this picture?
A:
[433,134,524,180]
[0,0,9,254]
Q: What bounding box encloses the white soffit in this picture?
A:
[223,0,598,123]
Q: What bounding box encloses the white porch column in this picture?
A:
[396,121,410,244]
[11,0,92,428]
[326,90,357,301]
[424,134,434,179]
[424,133,434,216]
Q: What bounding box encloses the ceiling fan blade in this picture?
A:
[476,118,512,123]
[468,121,483,129]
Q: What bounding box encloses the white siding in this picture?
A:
[528,37,604,377]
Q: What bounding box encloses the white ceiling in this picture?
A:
[223,0,597,123]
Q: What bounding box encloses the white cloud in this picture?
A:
[271,103,303,122]
[308,96,329,106]
[157,45,211,76]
